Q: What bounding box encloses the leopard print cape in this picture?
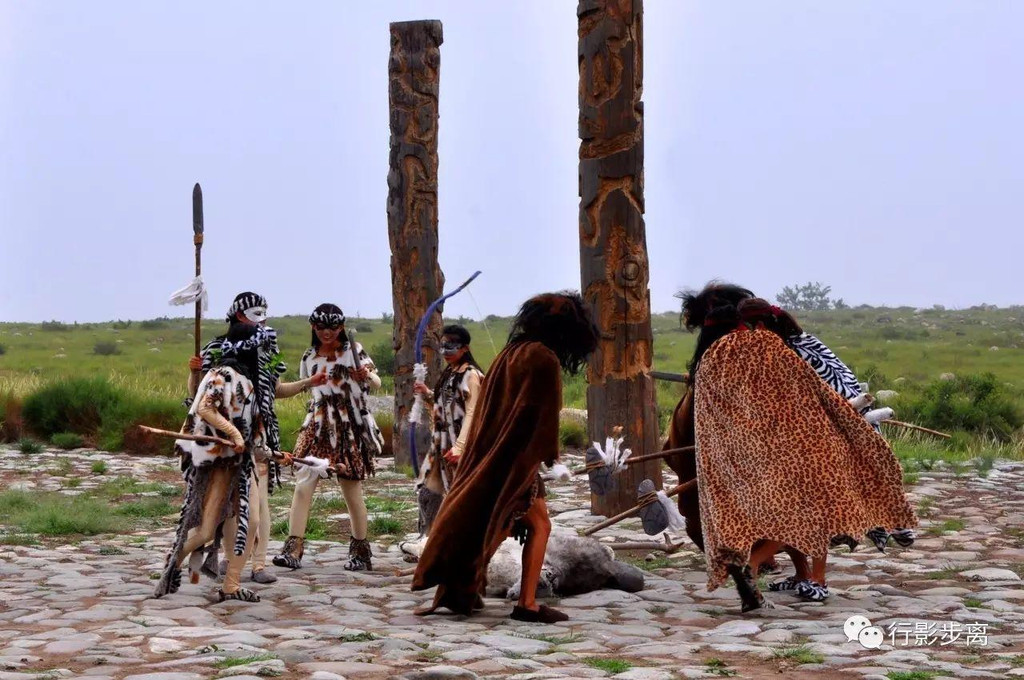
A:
[694,327,917,591]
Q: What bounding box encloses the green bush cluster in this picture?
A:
[51,432,86,449]
[93,341,121,356]
[370,340,396,377]
[894,373,1023,442]
[21,377,182,453]
[559,420,588,449]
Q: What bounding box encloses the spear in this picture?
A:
[192,183,204,358]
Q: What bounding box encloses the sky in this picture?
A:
[1,1,1021,323]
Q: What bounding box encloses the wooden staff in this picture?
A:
[192,183,204,358]
[574,445,695,476]
[136,426,321,467]
[882,420,951,439]
[608,532,687,554]
[582,478,696,536]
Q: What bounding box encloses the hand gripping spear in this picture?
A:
[407,270,482,477]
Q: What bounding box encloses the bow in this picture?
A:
[408,270,482,476]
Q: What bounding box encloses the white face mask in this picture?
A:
[243,306,268,324]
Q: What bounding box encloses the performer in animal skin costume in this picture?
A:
[273,304,385,572]
[411,292,599,623]
[412,324,485,535]
[157,324,279,602]
[666,285,917,611]
[186,292,325,585]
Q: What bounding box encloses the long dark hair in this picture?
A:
[217,324,262,405]
[309,303,349,349]
[434,324,483,393]
[507,291,599,376]
[681,282,755,379]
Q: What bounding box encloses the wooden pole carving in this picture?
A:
[387,20,446,467]
[578,0,662,515]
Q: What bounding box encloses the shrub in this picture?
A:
[894,374,1023,442]
[18,438,43,454]
[51,432,86,450]
[22,377,182,454]
[370,341,396,377]
[23,377,122,437]
[91,460,107,475]
[139,319,169,330]
[559,421,588,449]
[1,395,23,441]
[40,320,70,332]
[374,410,394,457]
[0,344,6,355]
[354,322,375,334]
[93,341,121,356]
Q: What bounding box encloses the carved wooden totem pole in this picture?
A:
[387,20,446,468]
[578,0,662,515]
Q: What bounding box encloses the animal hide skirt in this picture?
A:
[694,328,917,591]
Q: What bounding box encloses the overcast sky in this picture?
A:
[2,1,1021,323]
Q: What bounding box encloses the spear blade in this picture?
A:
[192,183,204,236]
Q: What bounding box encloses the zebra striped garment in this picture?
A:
[786,333,862,400]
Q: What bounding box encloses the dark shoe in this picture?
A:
[251,569,277,584]
[830,534,859,552]
[510,604,569,623]
[345,537,372,572]
[731,565,764,613]
[217,587,260,603]
[272,535,304,570]
[866,527,890,553]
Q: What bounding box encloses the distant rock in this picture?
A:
[940,373,956,381]
[875,390,899,402]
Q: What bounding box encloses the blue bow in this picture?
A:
[409,271,482,476]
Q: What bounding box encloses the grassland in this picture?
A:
[1,305,1022,459]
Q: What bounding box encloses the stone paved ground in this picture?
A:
[2,446,1024,680]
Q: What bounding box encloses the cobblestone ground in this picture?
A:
[2,446,1023,679]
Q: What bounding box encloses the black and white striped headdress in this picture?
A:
[226,292,268,322]
[308,308,346,326]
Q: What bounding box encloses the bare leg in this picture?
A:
[785,547,812,581]
[747,540,785,576]
[516,498,551,613]
[811,554,827,584]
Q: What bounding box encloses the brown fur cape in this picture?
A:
[411,341,562,614]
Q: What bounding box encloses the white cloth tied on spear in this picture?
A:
[168,276,209,312]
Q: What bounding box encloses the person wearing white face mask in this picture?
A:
[185,292,327,585]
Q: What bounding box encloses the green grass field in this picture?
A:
[1,305,1022,457]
